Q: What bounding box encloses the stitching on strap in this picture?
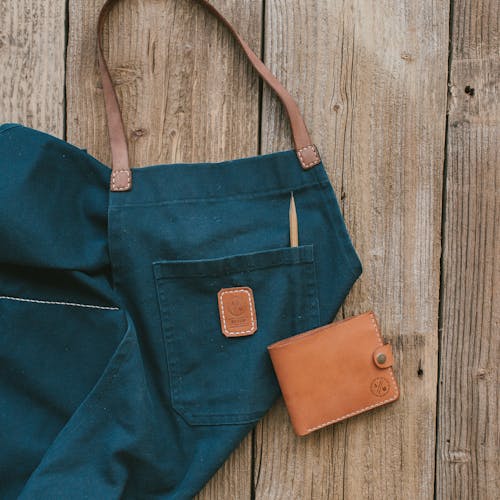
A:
[111,169,131,191]
[297,145,320,169]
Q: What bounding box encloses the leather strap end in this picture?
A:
[297,144,321,170]
[110,169,132,192]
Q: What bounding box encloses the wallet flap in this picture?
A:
[373,344,394,368]
[268,311,400,436]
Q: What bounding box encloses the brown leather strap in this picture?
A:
[97,0,321,192]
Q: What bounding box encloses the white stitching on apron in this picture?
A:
[0,295,119,311]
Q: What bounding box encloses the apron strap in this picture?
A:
[97,0,321,192]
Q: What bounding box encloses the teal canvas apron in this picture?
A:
[0,1,362,498]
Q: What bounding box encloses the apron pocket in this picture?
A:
[153,244,320,426]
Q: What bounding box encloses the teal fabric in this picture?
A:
[0,123,362,499]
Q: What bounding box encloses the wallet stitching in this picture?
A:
[219,288,256,336]
[305,312,399,433]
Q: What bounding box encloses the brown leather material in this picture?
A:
[96,0,321,191]
[297,144,321,170]
[110,169,132,192]
[267,311,400,436]
[217,286,257,337]
[373,344,394,368]
[97,0,131,191]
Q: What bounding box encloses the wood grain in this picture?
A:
[436,0,500,498]
[4,0,498,497]
[66,0,262,167]
[0,0,65,134]
[66,1,262,499]
[255,0,449,498]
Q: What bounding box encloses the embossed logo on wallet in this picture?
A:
[370,377,390,397]
[217,286,257,337]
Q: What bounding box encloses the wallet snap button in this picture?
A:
[373,344,394,368]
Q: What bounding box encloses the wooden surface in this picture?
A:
[436,0,499,498]
[1,0,498,498]
[0,0,65,135]
[257,1,448,498]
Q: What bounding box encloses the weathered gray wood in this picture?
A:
[7,0,497,497]
[0,0,65,134]
[436,0,500,497]
[255,1,449,498]
[66,0,262,167]
[66,1,262,498]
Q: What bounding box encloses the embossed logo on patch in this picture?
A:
[370,377,390,397]
[217,286,257,337]
[227,297,246,317]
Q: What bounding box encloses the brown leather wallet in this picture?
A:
[267,311,400,436]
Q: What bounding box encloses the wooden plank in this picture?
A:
[66,1,262,498]
[256,0,449,498]
[0,0,66,134]
[436,0,499,497]
[66,0,262,167]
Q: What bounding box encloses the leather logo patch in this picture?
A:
[217,286,257,337]
[370,377,390,397]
